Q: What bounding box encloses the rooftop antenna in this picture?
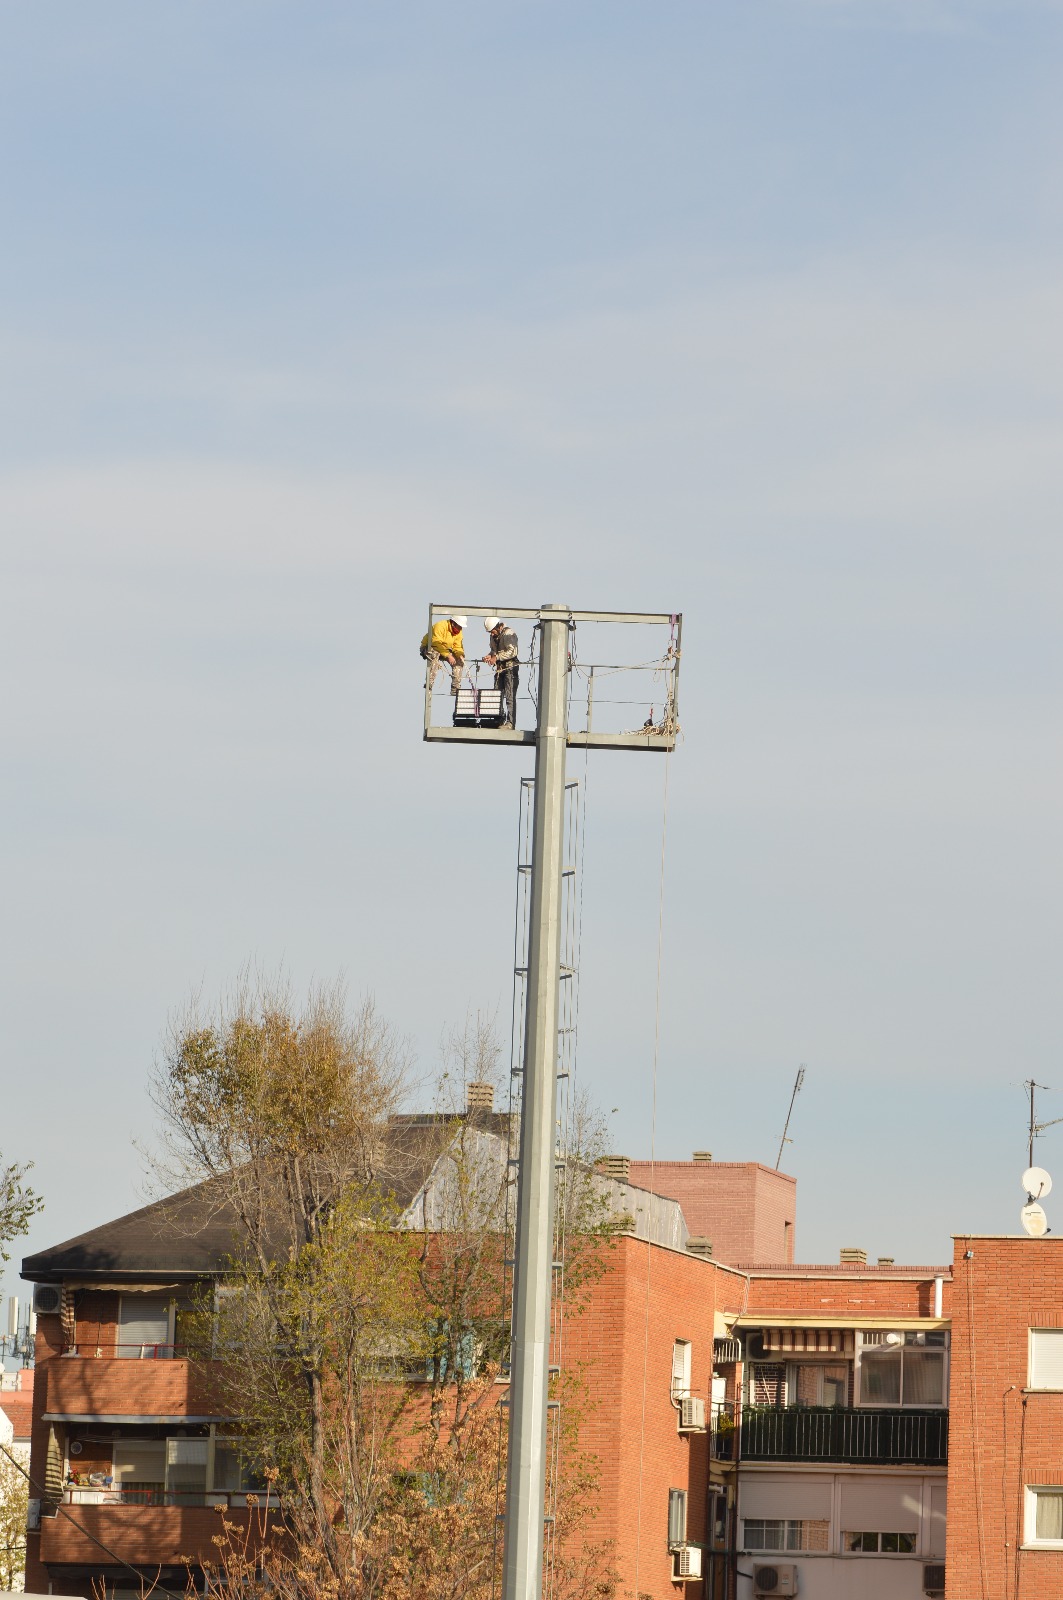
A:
[775,1065,806,1170]
[1021,1081,1059,1236]
[1026,1080,1063,1170]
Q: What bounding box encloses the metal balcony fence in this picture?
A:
[710,1401,738,1461]
[739,1406,948,1466]
[63,1487,279,1508]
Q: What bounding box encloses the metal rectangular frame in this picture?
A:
[422,603,682,752]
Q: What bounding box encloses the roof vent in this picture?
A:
[465,1083,494,1113]
[840,1247,867,1266]
[597,1155,630,1183]
[692,1150,713,1163]
[686,1237,713,1259]
[877,1256,895,1266]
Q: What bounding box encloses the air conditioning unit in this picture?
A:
[753,1564,798,1596]
[32,1285,61,1316]
[673,1546,702,1580]
[922,1564,946,1596]
[678,1396,706,1432]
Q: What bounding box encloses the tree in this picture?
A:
[0,1448,29,1589]
[154,976,417,1588]
[0,1155,43,1263]
[157,985,618,1600]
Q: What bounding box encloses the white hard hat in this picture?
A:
[485,616,501,630]
[451,615,468,628]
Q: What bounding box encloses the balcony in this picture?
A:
[46,1351,222,1420]
[740,1406,948,1466]
[711,1402,738,1462]
[39,1501,276,1568]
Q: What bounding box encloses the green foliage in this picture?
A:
[0,1156,43,1264]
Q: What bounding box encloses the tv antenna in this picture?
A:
[775,1065,806,1170]
[1026,1080,1063,1170]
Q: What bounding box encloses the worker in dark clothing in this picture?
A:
[484,617,519,729]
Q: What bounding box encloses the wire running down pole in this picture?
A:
[502,604,570,1600]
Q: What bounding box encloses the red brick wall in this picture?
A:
[38,1502,268,1567]
[563,1235,736,1597]
[626,1161,796,1265]
[45,1354,220,1418]
[947,1235,1063,1600]
[745,1269,952,1319]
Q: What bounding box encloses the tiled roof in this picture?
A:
[22,1117,481,1282]
[0,1394,33,1440]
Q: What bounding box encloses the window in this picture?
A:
[668,1489,688,1549]
[744,1519,829,1553]
[843,1532,917,1554]
[1029,1330,1063,1389]
[672,1340,692,1398]
[1026,1487,1063,1546]
[113,1440,165,1503]
[858,1332,946,1407]
[213,1439,267,1494]
[793,1363,849,1407]
[165,1439,207,1501]
[117,1296,171,1359]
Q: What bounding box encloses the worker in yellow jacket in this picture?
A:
[420,615,467,696]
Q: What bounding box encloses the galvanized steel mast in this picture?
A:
[502,603,570,1600]
[422,599,681,1600]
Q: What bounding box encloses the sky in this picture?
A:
[3,0,1063,1324]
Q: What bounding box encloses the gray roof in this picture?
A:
[23,1114,511,1283]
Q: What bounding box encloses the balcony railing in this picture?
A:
[740,1406,948,1466]
[63,1342,196,1360]
[710,1401,738,1461]
[63,1487,279,1508]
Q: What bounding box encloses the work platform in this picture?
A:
[422,603,682,753]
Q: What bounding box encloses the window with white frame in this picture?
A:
[671,1339,692,1398]
[843,1531,917,1554]
[668,1488,688,1549]
[1026,1487,1063,1546]
[858,1331,947,1407]
[744,1518,829,1552]
[1029,1330,1063,1389]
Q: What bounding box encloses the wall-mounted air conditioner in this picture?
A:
[753,1563,797,1596]
[32,1285,61,1316]
[678,1396,706,1432]
[922,1564,946,1596]
[673,1546,701,1580]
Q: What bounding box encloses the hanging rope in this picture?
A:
[633,746,673,1595]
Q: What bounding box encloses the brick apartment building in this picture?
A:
[20,1131,969,1600]
[945,1233,1063,1600]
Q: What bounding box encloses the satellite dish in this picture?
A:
[1021,1201,1049,1237]
[1022,1167,1053,1199]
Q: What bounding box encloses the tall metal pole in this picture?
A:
[502,603,571,1600]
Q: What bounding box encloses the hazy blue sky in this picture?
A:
[3,0,1063,1318]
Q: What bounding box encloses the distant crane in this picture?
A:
[775,1066,806,1170]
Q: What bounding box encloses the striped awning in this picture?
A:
[762,1327,855,1354]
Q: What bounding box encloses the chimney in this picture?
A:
[692,1150,713,1163]
[840,1247,868,1266]
[597,1154,630,1183]
[686,1236,714,1259]
[877,1256,895,1267]
[465,1082,494,1114]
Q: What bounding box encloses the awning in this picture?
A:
[762,1328,855,1354]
